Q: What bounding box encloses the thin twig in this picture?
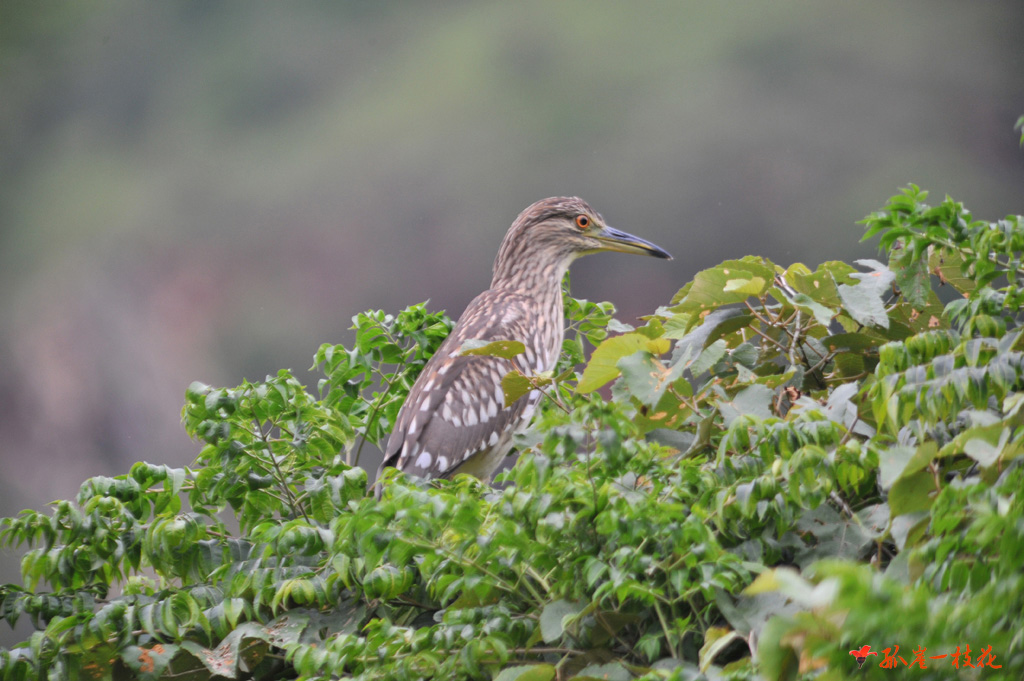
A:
[253,419,310,524]
[829,491,856,519]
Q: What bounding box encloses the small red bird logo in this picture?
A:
[849,645,878,669]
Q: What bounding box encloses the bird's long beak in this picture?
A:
[593,225,673,260]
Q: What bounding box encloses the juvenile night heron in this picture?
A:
[375,197,671,492]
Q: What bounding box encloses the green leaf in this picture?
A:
[788,293,836,327]
[878,445,915,489]
[262,611,311,647]
[889,470,936,517]
[837,259,894,329]
[460,339,526,359]
[577,333,667,394]
[783,261,852,308]
[575,663,632,681]
[890,243,931,309]
[539,599,583,643]
[699,627,742,672]
[179,639,240,679]
[794,505,876,564]
[756,615,801,681]
[823,332,879,354]
[717,384,773,426]
[961,426,1011,468]
[880,441,943,490]
[616,350,682,408]
[493,664,556,681]
[502,370,535,405]
[672,261,773,315]
[120,644,180,681]
[744,568,831,608]
[723,276,766,295]
[716,589,802,639]
[686,338,727,377]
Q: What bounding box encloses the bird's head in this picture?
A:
[492,196,672,287]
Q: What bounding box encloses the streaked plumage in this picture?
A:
[376,197,671,491]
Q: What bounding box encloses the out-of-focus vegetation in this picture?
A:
[1,182,1022,679]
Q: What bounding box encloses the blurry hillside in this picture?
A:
[0,1,1022,518]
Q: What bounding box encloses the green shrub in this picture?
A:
[1,185,1022,680]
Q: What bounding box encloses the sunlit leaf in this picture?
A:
[699,627,742,672]
[459,339,526,359]
[577,333,666,393]
[723,276,766,296]
[672,261,773,315]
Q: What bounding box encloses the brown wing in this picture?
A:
[379,289,545,481]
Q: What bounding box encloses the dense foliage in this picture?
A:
[1,185,1023,680]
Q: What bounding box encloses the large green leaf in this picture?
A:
[616,348,688,408]
[120,644,180,681]
[502,369,536,405]
[494,665,556,681]
[787,292,836,327]
[837,259,895,329]
[577,333,668,393]
[793,505,876,565]
[671,259,775,315]
[889,242,931,309]
[929,247,975,295]
[889,470,936,516]
[699,627,743,672]
[717,384,774,426]
[574,662,632,681]
[942,423,1018,468]
[539,599,584,644]
[784,260,859,308]
[460,339,526,359]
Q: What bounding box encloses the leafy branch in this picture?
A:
[1,179,1023,679]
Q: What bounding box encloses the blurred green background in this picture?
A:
[0,1,1022,534]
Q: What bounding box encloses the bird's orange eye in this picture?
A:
[575,215,590,229]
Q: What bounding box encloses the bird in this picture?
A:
[375,196,672,494]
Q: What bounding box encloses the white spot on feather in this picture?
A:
[415,451,433,468]
[465,409,478,426]
[520,390,540,422]
[539,351,549,370]
[436,456,449,470]
[488,431,499,446]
